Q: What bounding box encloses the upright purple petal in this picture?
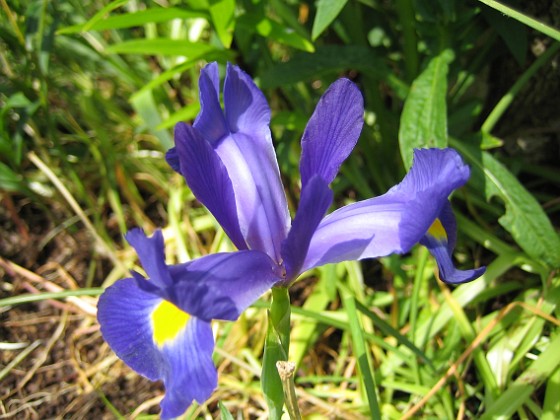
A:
[97,277,165,381]
[126,229,173,289]
[300,79,364,188]
[224,63,270,137]
[174,122,247,250]
[200,64,289,260]
[168,250,283,321]
[159,318,217,419]
[302,149,480,278]
[281,176,333,282]
[193,62,229,143]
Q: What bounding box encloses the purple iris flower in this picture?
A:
[97,62,485,419]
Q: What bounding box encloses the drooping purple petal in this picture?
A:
[159,318,216,419]
[173,122,247,250]
[302,149,477,273]
[97,277,165,381]
[168,250,282,321]
[281,175,333,282]
[199,64,289,260]
[299,79,364,188]
[98,278,218,420]
[420,203,486,284]
[125,228,173,289]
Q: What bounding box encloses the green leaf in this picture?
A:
[218,401,235,420]
[156,103,200,130]
[58,7,207,34]
[452,138,560,269]
[106,39,217,57]
[238,15,314,52]
[209,0,236,48]
[311,0,349,40]
[399,49,454,169]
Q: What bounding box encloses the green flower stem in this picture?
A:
[262,286,292,419]
[271,286,291,355]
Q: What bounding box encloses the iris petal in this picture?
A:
[281,175,333,282]
[420,203,486,284]
[170,63,290,259]
[193,62,229,143]
[173,122,247,250]
[98,278,218,420]
[159,318,217,419]
[126,228,173,289]
[206,64,289,259]
[168,250,282,321]
[302,149,480,276]
[97,277,165,381]
[300,79,364,188]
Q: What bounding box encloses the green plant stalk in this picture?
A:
[395,0,419,82]
[339,285,382,419]
[477,0,560,42]
[410,247,429,384]
[481,42,560,133]
[262,286,291,419]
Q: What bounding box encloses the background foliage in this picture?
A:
[1,0,559,418]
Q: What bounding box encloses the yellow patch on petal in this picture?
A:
[152,300,190,347]
[428,218,447,241]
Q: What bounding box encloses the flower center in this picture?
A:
[428,218,447,241]
[151,300,190,347]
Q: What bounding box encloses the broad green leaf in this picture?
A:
[209,0,236,48]
[399,49,454,169]
[452,139,560,269]
[237,15,314,52]
[260,45,408,98]
[106,39,216,57]
[311,0,348,40]
[58,7,207,34]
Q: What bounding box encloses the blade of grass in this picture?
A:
[339,284,381,419]
[0,288,104,307]
[481,42,560,133]
[476,0,560,42]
